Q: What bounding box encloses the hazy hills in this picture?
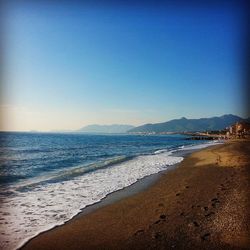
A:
[52,114,247,134]
[79,124,134,134]
[128,114,245,133]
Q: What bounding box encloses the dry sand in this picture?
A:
[22,140,250,250]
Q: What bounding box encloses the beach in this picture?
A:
[20,140,250,250]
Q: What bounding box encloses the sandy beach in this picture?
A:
[21,140,250,250]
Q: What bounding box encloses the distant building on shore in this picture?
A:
[227,121,250,138]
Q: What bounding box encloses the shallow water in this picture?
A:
[0,132,219,250]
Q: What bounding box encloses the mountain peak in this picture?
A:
[221,114,240,118]
[128,114,244,133]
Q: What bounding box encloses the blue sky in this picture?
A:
[1,1,247,131]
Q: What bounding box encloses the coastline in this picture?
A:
[2,140,215,250]
[17,145,198,250]
[64,147,199,221]
[21,140,250,250]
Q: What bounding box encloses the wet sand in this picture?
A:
[22,140,250,250]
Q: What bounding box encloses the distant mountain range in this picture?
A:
[50,114,248,134]
[128,114,247,133]
[79,124,135,134]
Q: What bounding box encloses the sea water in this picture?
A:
[0,132,219,250]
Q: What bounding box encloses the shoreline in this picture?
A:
[18,146,200,250]
[70,147,200,221]
[20,142,235,249]
[16,172,164,250]
[17,145,213,250]
[21,140,250,250]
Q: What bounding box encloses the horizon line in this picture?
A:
[0,113,247,133]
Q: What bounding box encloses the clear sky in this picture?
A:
[0,1,247,131]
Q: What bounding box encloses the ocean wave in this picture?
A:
[7,155,132,193]
[0,151,183,250]
[0,140,222,250]
[172,141,223,151]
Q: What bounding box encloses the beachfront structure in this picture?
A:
[227,121,250,138]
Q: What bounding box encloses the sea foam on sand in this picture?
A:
[0,142,220,250]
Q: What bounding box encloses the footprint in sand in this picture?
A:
[201,233,210,241]
[153,231,163,240]
[193,221,199,227]
[153,214,167,225]
[159,214,166,220]
[211,198,219,202]
[205,212,215,217]
[153,214,167,224]
[134,229,144,236]
[211,198,220,208]
[154,220,161,225]
[220,184,227,191]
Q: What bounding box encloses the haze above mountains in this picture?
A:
[78,124,134,134]
[78,114,248,134]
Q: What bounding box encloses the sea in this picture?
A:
[0,132,220,250]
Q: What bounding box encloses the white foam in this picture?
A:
[0,151,183,250]
[154,149,169,154]
[173,141,223,152]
